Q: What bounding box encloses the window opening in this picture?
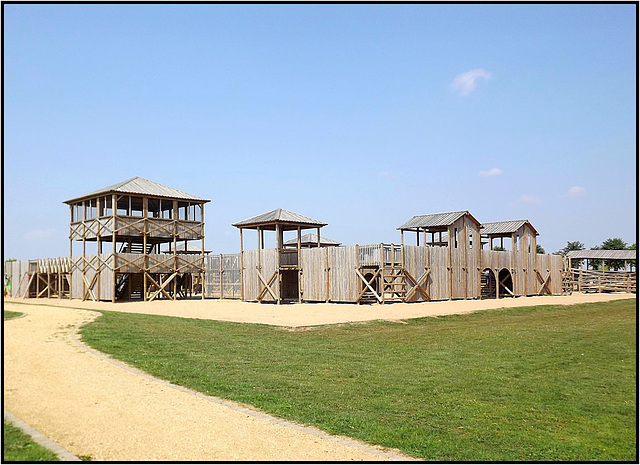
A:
[117,196,129,216]
[130,197,143,217]
[148,199,160,218]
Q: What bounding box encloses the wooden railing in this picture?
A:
[569,269,636,293]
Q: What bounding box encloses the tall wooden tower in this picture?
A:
[64,177,209,301]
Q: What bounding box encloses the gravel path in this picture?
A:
[3,293,633,460]
[3,302,412,461]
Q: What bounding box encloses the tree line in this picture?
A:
[554,238,636,271]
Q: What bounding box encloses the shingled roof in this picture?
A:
[397,211,481,230]
[566,249,636,260]
[64,177,209,204]
[232,208,327,230]
[481,220,538,236]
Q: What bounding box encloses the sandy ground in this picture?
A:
[3,302,413,461]
[3,293,635,461]
[6,292,636,327]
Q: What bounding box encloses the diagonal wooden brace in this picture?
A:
[536,270,552,295]
[257,270,278,301]
[499,275,514,296]
[404,268,431,301]
[147,272,178,301]
[82,273,99,301]
[355,268,382,303]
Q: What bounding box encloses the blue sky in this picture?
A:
[3,4,637,259]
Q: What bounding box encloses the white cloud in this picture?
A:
[568,186,586,197]
[511,195,542,206]
[451,69,492,96]
[478,167,503,177]
[25,229,56,241]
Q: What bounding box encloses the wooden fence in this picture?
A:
[199,244,565,303]
[569,269,636,293]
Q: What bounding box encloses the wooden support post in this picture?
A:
[96,235,101,301]
[239,228,244,301]
[81,200,86,301]
[426,242,431,300]
[447,227,452,301]
[174,271,178,301]
[297,226,302,303]
[325,247,330,303]
[257,226,262,301]
[68,205,73,298]
[219,253,223,299]
[463,220,467,300]
[380,243,385,305]
[523,232,528,296]
[276,224,282,304]
[355,244,360,304]
[58,266,62,299]
[578,268,582,292]
[476,229,481,299]
[112,194,117,302]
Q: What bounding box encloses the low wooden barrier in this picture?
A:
[569,269,636,293]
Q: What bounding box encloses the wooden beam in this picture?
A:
[325,247,330,303]
[355,268,382,303]
[257,270,278,301]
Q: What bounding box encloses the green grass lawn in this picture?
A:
[3,421,60,462]
[3,310,23,320]
[80,299,637,461]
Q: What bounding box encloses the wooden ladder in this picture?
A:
[381,266,406,302]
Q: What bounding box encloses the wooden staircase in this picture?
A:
[480,270,496,299]
[119,242,156,254]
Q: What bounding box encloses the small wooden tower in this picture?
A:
[65,177,209,301]
[398,211,482,300]
[480,219,539,297]
[232,208,327,303]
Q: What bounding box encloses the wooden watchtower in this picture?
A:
[480,219,539,297]
[64,177,209,301]
[232,208,327,304]
[398,211,483,301]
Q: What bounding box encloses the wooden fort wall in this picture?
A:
[241,248,279,302]
[200,243,565,303]
[2,245,569,302]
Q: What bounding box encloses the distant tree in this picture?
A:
[628,243,637,271]
[601,238,627,250]
[6,258,16,262]
[492,246,506,252]
[599,237,628,271]
[554,241,585,268]
[536,244,546,254]
[589,246,603,270]
[555,241,585,256]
